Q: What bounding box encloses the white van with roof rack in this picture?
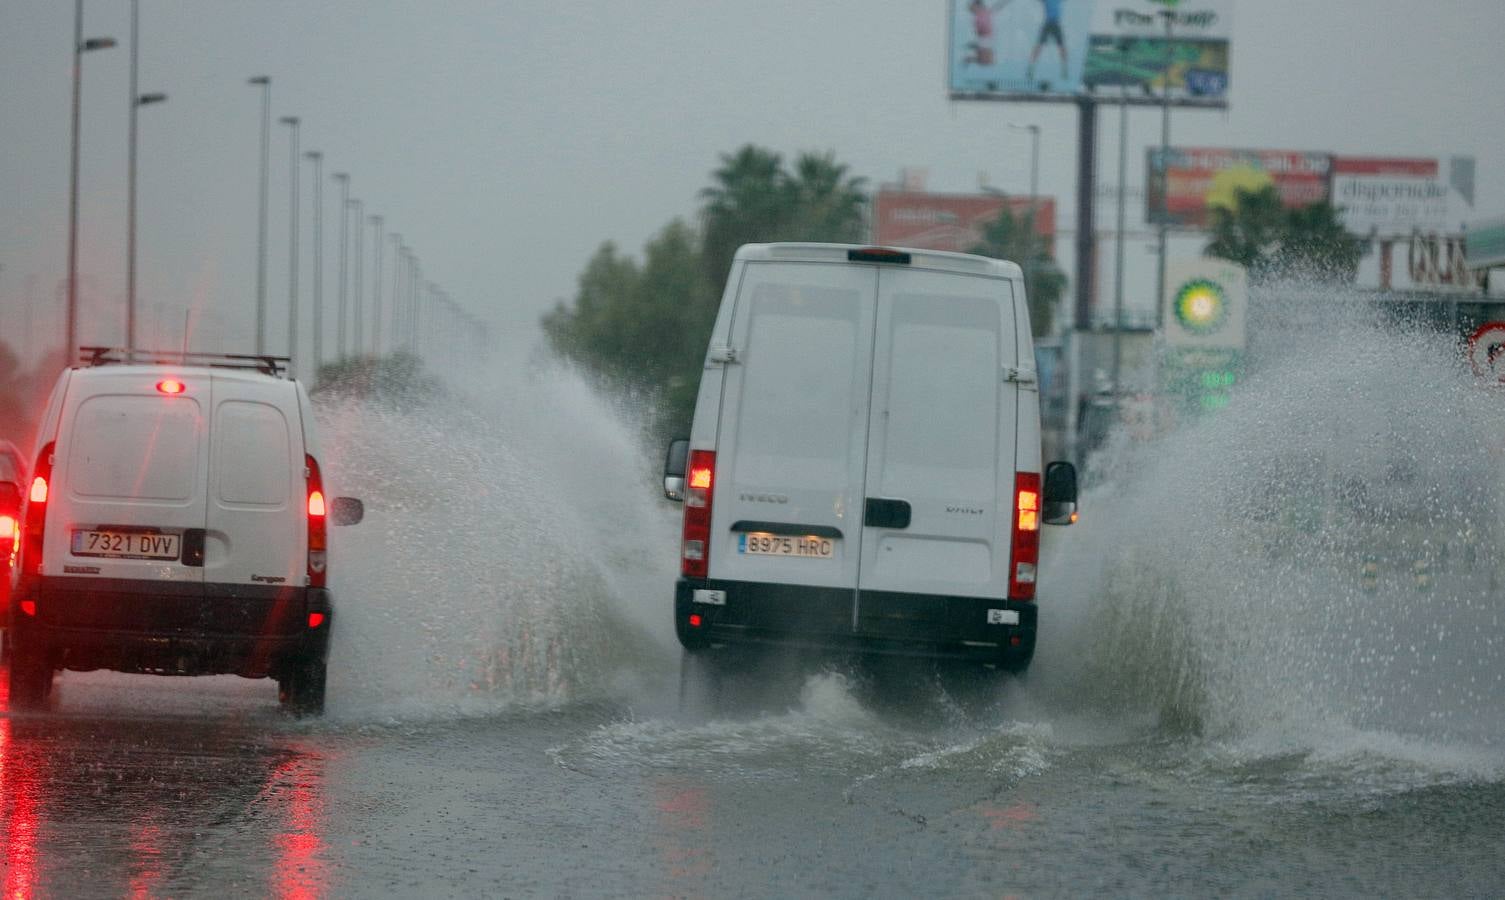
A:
[7,348,363,714]
[663,244,1077,673]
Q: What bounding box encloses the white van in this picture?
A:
[663,244,1076,673]
[7,349,363,714]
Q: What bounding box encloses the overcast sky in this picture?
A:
[2,1,1503,367]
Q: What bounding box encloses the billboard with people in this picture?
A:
[948,0,1233,106]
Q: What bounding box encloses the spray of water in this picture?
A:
[315,356,682,722]
[1036,291,1505,771]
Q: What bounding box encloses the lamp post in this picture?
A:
[1154,9,1174,329]
[389,232,403,350]
[126,0,166,354]
[66,0,116,362]
[304,150,323,372]
[247,75,270,354]
[350,197,363,355]
[330,172,349,360]
[1111,39,1130,394]
[369,214,384,355]
[278,116,300,373]
[1008,122,1041,206]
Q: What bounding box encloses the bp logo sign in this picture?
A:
[1173,278,1229,336]
[1162,259,1247,350]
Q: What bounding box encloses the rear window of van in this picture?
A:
[67,396,202,501]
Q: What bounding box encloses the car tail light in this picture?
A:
[156,378,186,395]
[306,454,327,588]
[22,443,55,579]
[307,612,326,629]
[1009,472,1041,601]
[681,450,715,578]
[5,515,18,571]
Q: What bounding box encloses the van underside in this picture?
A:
[674,577,1036,671]
[13,577,331,678]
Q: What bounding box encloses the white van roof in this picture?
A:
[733,243,1025,280]
[68,363,295,391]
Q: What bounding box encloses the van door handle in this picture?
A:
[864,498,911,530]
[182,529,206,567]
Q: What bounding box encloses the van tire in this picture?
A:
[8,642,55,710]
[278,659,327,716]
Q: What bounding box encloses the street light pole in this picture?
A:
[389,233,403,350]
[67,1,116,362]
[369,214,384,356]
[1155,9,1174,329]
[304,150,323,373]
[1112,40,1130,395]
[127,0,166,354]
[1008,122,1041,206]
[278,116,300,373]
[330,172,349,360]
[248,76,270,354]
[350,197,363,356]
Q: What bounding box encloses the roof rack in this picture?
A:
[78,347,290,378]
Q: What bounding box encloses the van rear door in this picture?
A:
[48,371,210,604]
[855,268,1019,631]
[204,373,305,634]
[707,261,876,628]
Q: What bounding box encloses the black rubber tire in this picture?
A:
[278,658,327,717]
[7,641,55,711]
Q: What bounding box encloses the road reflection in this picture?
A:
[0,667,333,897]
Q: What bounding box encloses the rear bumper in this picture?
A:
[674,578,1036,664]
[9,576,331,677]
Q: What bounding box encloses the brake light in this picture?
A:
[307,612,325,629]
[306,454,328,588]
[1009,472,1041,601]
[5,515,18,570]
[156,379,185,395]
[681,450,716,578]
[22,443,54,580]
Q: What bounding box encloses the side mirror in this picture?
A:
[330,496,364,526]
[1042,461,1078,526]
[663,438,689,502]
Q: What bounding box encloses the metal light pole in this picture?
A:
[1154,10,1175,328]
[126,0,166,354]
[1008,122,1041,206]
[278,116,300,373]
[350,198,364,355]
[389,233,403,350]
[248,76,270,354]
[1111,39,1130,395]
[330,172,349,360]
[67,1,116,362]
[369,214,384,355]
[304,150,323,372]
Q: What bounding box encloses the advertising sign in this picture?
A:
[873,190,1056,254]
[1331,157,1461,237]
[1147,147,1330,228]
[948,0,1232,106]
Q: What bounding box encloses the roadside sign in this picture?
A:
[1467,322,1505,381]
[1162,258,1248,350]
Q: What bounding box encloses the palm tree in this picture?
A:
[785,151,868,243]
[969,206,1067,336]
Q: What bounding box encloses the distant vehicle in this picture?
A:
[7,349,364,714]
[663,244,1077,674]
[0,440,26,632]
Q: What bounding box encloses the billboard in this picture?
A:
[1331,157,1472,237]
[948,0,1232,106]
[873,190,1056,254]
[1147,147,1330,228]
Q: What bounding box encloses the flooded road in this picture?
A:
[4,662,1504,898]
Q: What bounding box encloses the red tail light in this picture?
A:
[305,454,328,588]
[307,612,326,629]
[681,450,715,578]
[156,378,186,395]
[21,443,55,580]
[1009,472,1041,601]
